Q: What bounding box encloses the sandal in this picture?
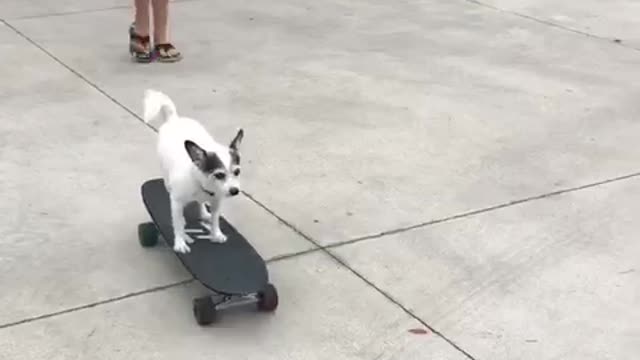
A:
[129,24,153,63]
[154,43,183,63]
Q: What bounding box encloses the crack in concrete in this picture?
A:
[0,279,194,331]
[462,0,640,52]
[4,0,203,21]
[0,250,319,331]
[8,11,640,360]
[5,0,640,52]
[237,170,640,358]
[1,19,155,133]
[324,171,640,250]
[241,192,478,360]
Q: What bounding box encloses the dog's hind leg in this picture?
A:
[170,196,191,253]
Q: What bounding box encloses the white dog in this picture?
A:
[143,89,243,253]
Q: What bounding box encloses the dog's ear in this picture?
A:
[185,141,225,173]
[185,140,207,169]
[229,128,244,151]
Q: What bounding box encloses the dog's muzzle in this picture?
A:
[229,187,239,196]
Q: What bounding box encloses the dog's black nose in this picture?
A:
[229,187,239,196]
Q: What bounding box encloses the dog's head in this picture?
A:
[184,129,244,198]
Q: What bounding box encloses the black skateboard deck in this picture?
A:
[138,178,278,325]
[140,178,268,295]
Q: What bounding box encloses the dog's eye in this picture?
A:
[214,172,226,180]
[233,169,240,176]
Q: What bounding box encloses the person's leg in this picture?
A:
[130,0,152,62]
[151,0,182,62]
[134,0,151,36]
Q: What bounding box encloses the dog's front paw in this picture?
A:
[210,230,227,243]
[173,236,191,253]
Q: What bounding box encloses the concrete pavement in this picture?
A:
[1,0,638,359]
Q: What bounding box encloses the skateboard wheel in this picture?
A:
[257,283,278,312]
[193,296,217,325]
[138,222,159,247]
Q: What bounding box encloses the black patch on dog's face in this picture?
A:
[202,152,225,173]
[185,140,225,173]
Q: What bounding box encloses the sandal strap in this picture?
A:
[130,32,150,44]
[155,43,176,51]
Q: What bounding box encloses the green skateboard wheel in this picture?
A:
[138,222,159,247]
[193,296,217,325]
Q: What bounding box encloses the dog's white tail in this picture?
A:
[143,89,178,124]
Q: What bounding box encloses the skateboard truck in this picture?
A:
[191,283,278,325]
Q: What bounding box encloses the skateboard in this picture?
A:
[137,178,278,325]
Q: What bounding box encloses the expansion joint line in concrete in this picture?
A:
[1,19,157,133]
[241,192,479,360]
[0,280,194,330]
[3,0,203,21]
[0,22,480,349]
[0,251,321,331]
[242,171,640,360]
[462,0,640,52]
[6,15,640,360]
[323,171,640,250]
